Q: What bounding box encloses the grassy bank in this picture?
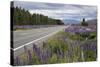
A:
[14,30,97,66]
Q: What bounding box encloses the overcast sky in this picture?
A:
[14,1,97,21]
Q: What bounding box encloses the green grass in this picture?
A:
[84,50,97,61]
[15,30,97,65]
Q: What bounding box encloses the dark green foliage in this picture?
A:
[84,50,96,61]
[79,32,96,40]
[13,7,64,25]
[88,32,97,39]
[81,18,88,26]
[55,19,64,25]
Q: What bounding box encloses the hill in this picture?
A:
[63,19,80,24]
[86,19,97,25]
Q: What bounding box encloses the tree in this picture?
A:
[55,19,64,25]
[13,7,64,25]
[81,18,88,26]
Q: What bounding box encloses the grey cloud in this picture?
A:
[14,1,97,21]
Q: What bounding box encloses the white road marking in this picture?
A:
[20,33,29,35]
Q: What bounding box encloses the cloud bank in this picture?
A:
[14,1,97,21]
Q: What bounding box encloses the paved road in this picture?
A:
[13,25,69,57]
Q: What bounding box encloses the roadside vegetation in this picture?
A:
[14,26,97,66]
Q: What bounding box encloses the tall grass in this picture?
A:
[14,29,97,66]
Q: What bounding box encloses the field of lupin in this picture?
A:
[14,25,97,66]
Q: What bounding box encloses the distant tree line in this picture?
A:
[12,7,64,25]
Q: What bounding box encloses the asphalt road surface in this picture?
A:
[13,25,69,57]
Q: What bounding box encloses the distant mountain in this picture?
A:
[86,19,97,25]
[63,19,80,24]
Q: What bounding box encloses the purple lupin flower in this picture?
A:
[32,43,37,51]
[64,26,93,35]
[81,40,97,51]
[24,46,28,53]
[56,49,64,59]
[43,48,52,63]
[32,43,41,55]
[46,48,52,58]
[56,49,60,58]
[28,50,32,61]
[15,56,20,65]
[32,43,42,61]
[40,51,46,64]
[60,50,64,58]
